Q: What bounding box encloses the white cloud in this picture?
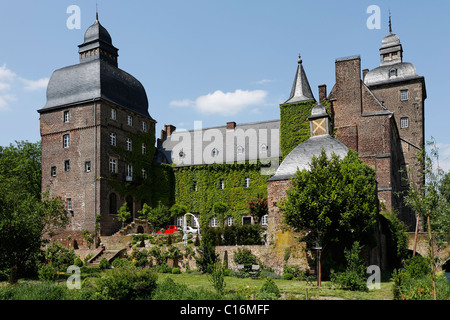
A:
[0,64,16,82]
[171,89,267,116]
[0,94,16,111]
[20,77,49,91]
[254,79,275,85]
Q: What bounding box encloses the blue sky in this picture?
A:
[1,0,449,168]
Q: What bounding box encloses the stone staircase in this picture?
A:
[88,247,126,265]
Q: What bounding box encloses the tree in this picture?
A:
[402,140,450,300]
[117,202,131,228]
[0,141,68,280]
[138,202,172,232]
[279,149,379,285]
[248,194,268,223]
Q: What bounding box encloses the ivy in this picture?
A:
[173,161,270,225]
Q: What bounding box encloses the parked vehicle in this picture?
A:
[183,226,198,234]
[157,225,178,234]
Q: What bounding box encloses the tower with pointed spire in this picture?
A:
[279,55,317,158]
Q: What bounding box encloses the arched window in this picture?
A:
[126,195,134,218]
[109,193,117,214]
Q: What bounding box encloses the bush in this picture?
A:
[172,267,181,274]
[283,273,293,280]
[209,261,226,295]
[38,264,58,282]
[257,278,280,300]
[43,242,76,271]
[99,257,110,270]
[283,265,304,279]
[95,266,158,300]
[331,241,368,292]
[404,255,430,279]
[233,248,259,274]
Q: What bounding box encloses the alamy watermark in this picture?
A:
[367,265,381,289]
[66,5,81,30]
[66,265,81,290]
[366,5,381,30]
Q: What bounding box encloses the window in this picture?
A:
[219,179,225,189]
[211,148,219,157]
[193,181,198,191]
[226,217,234,226]
[389,69,397,77]
[142,143,147,155]
[126,138,132,151]
[126,164,133,181]
[261,214,268,226]
[400,117,409,129]
[110,133,116,146]
[210,217,218,227]
[111,108,117,120]
[383,53,390,61]
[85,161,91,172]
[392,51,398,59]
[127,115,133,126]
[109,193,117,214]
[51,166,56,177]
[245,177,251,188]
[179,150,185,159]
[142,168,147,179]
[126,195,134,216]
[176,216,183,227]
[66,198,72,211]
[109,158,117,174]
[63,134,70,148]
[64,111,70,123]
[260,144,268,153]
[237,145,244,155]
[400,89,408,101]
[142,121,147,132]
[64,160,70,172]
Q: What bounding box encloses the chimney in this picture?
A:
[362,69,369,81]
[226,121,236,130]
[164,124,176,137]
[318,84,327,102]
[160,129,167,141]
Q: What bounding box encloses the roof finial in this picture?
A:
[298,53,302,64]
[96,2,99,22]
[388,10,392,33]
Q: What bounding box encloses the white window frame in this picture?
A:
[261,214,268,226]
[110,133,116,146]
[64,111,70,123]
[400,89,408,101]
[245,177,251,188]
[127,115,133,126]
[51,166,57,177]
[211,216,218,227]
[126,164,133,181]
[63,134,70,148]
[85,161,91,172]
[226,216,234,226]
[109,158,117,174]
[142,143,147,155]
[219,179,225,189]
[126,138,132,151]
[111,108,117,120]
[142,121,147,132]
[66,198,72,211]
[142,168,147,179]
[400,117,409,129]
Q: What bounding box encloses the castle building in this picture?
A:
[38,16,156,238]
[39,16,424,239]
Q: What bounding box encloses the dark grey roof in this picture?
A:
[160,120,281,167]
[267,134,348,181]
[38,18,152,119]
[284,56,315,104]
[39,59,152,119]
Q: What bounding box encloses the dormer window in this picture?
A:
[389,69,397,77]
[211,148,219,157]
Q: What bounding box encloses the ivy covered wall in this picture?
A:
[280,99,334,159]
[173,162,271,225]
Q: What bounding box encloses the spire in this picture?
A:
[96,4,99,22]
[388,10,392,33]
[284,54,315,104]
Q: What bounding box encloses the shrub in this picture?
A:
[331,241,368,292]
[209,261,226,295]
[95,266,158,300]
[283,265,304,279]
[74,256,84,267]
[172,267,181,274]
[257,278,280,300]
[43,242,76,271]
[283,273,294,280]
[99,257,110,270]
[404,255,430,279]
[233,248,258,273]
[38,264,58,282]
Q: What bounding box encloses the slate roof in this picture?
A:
[267,134,349,181]
[38,18,152,120]
[284,56,315,104]
[160,120,281,167]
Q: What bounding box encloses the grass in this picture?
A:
[0,266,395,300]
